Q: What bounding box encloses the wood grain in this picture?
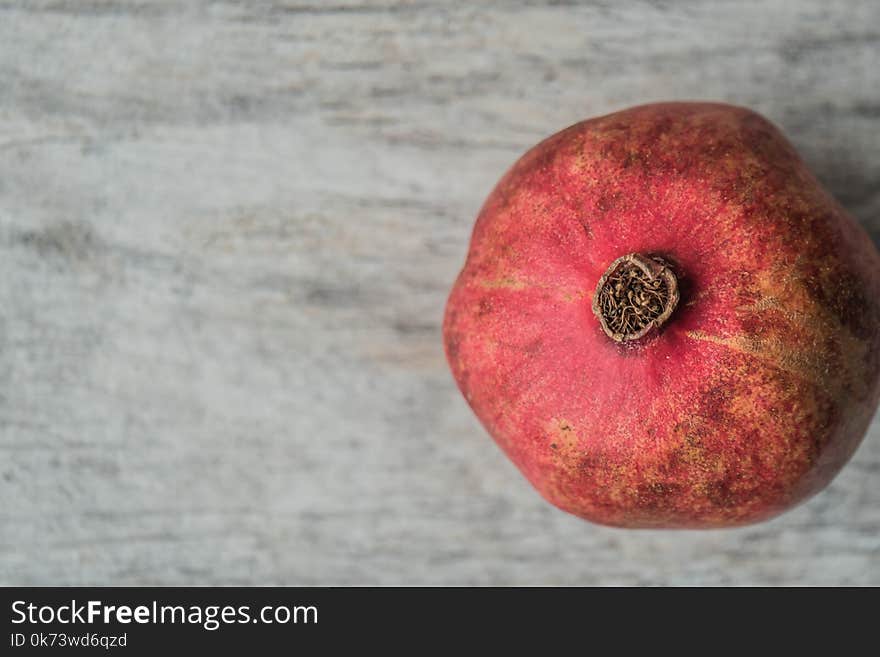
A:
[1,0,878,585]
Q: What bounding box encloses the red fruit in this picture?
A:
[443,102,880,528]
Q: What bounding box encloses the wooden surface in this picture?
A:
[1,0,879,585]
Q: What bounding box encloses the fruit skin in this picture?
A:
[443,102,880,528]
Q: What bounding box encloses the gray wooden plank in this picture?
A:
[0,0,878,585]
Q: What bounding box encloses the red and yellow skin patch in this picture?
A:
[443,102,880,528]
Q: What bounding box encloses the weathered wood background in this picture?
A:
[1,0,878,585]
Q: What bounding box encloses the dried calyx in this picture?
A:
[592,253,680,343]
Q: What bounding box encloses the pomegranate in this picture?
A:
[443,102,880,528]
